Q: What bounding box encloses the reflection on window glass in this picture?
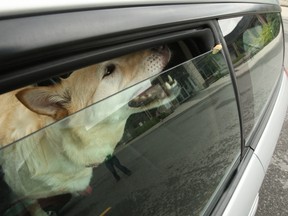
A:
[219,13,283,139]
[0,41,240,215]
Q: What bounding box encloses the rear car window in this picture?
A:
[219,13,283,141]
[0,37,241,215]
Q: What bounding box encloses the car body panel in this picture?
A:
[221,71,288,215]
[254,72,288,171]
[222,153,264,216]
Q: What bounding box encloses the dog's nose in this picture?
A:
[151,45,171,64]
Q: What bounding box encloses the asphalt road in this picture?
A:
[255,8,288,216]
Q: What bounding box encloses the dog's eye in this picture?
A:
[103,64,116,78]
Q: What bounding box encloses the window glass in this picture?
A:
[0,39,240,215]
[219,13,283,140]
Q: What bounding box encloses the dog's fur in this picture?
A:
[0,46,179,206]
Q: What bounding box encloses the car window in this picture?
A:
[0,39,240,215]
[219,13,283,141]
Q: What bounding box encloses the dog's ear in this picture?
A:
[16,87,70,120]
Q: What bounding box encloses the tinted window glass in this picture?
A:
[0,39,240,215]
[219,13,283,140]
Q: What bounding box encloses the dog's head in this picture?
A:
[13,46,181,168]
[16,46,176,120]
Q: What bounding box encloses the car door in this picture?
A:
[0,1,286,216]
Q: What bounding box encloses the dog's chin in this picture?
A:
[128,75,180,109]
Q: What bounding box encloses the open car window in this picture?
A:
[0,40,241,215]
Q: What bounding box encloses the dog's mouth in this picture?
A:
[128,75,180,108]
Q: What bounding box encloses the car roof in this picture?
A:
[1,0,279,18]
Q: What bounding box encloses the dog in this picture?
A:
[0,46,180,215]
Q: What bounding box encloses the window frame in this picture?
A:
[0,2,280,93]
